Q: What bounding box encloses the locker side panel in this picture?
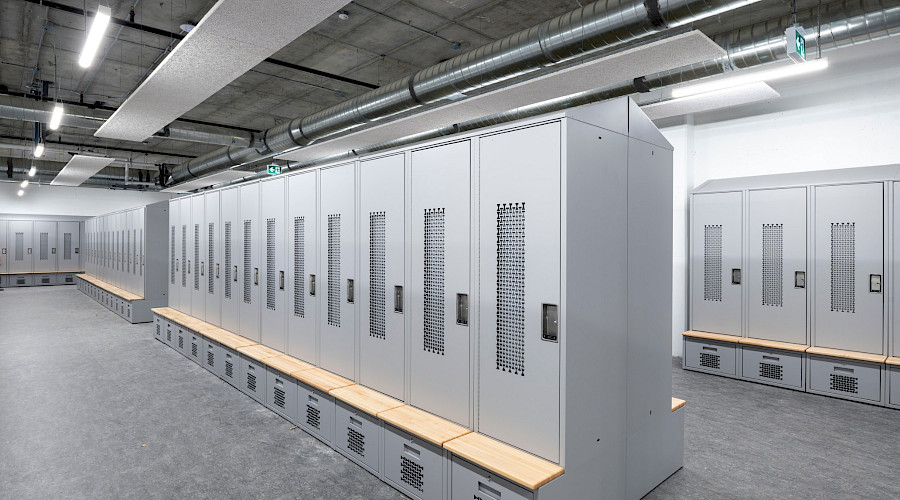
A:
[57,221,81,272]
[814,183,884,354]
[33,221,57,273]
[221,188,241,333]
[287,171,319,363]
[478,123,561,463]
[206,192,222,326]
[168,201,180,311]
[690,192,743,336]
[9,221,33,273]
[260,177,287,353]
[409,141,471,426]
[747,188,807,344]
[240,183,262,343]
[319,163,357,380]
[359,153,406,400]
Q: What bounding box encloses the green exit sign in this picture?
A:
[795,30,806,60]
[786,26,807,63]
[267,164,282,175]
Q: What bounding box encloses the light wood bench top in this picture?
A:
[151,307,177,319]
[236,344,284,361]
[807,346,887,364]
[378,405,471,446]
[3,271,83,275]
[330,385,404,416]
[887,357,900,367]
[200,327,257,350]
[79,274,144,301]
[294,368,354,392]
[264,355,315,376]
[671,398,686,412]
[739,337,809,353]
[682,330,742,343]
[443,432,563,491]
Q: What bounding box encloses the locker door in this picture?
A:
[239,183,261,342]
[747,188,807,344]
[136,209,145,297]
[191,195,206,319]
[32,221,57,273]
[180,198,192,313]
[169,200,180,311]
[205,192,222,326]
[479,123,561,462]
[287,171,318,363]
[9,221,33,273]
[260,177,287,352]
[815,183,884,354]
[319,163,357,379]
[691,192,743,336]
[57,221,81,272]
[359,153,405,400]
[221,188,241,333]
[0,221,7,273]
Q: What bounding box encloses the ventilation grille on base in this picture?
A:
[266,218,276,311]
[424,208,445,355]
[369,212,386,339]
[762,224,783,307]
[225,222,232,299]
[166,329,172,342]
[156,324,160,337]
[400,455,424,492]
[327,214,341,327]
[181,225,187,287]
[178,336,184,350]
[225,360,234,378]
[759,362,783,380]
[208,223,215,295]
[496,203,526,376]
[170,226,176,284]
[293,216,305,318]
[14,232,23,261]
[207,350,215,367]
[348,427,365,456]
[247,372,257,392]
[700,352,720,370]
[194,224,200,290]
[307,404,321,429]
[274,386,286,409]
[704,225,723,301]
[830,373,859,394]
[64,233,72,260]
[243,220,252,304]
[191,342,198,358]
[830,223,855,313]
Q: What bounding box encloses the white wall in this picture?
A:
[0,182,171,217]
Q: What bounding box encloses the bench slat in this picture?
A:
[330,385,404,416]
[443,432,563,490]
[807,346,887,364]
[682,330,741,343]
[378,405,470,446]
[293,368,353,392]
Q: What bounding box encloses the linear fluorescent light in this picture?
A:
[33,142,45,158]
[79,5,112,68]
[48,104,64,130]
[20,180,29,188]
[28,165,37,177]
[671,58,829,98]
[17,189,24,196]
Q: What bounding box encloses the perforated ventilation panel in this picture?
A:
[496,203,526,376]
[327,214,341,327]
[369,212,386,340]
[348,428,365,456]
[831,223,855,313]
[400,456,424,492]
[191,342,198,358]
[39,233,48,261]
[307,404,321,429]
[14,233,23,261]
[64,233,72,260]
[274,385,286,409]
[424,208,445,355]
[266,218,276,311]
[243,220,252,304]
[194,224,200,290]
[700,352,720,370]
[208,223,215,294]
[225,222,232,299]
[247,372,257,392]
[225,360,234,378]
[759,362,783,380]
[178,336,184,349]
[704,225,723,301]
[170,226,175,284]
[830,373,859,394]
[139,229,143,276]
[762,224,783,307]
[181,225,187,287]
[293,217,305,318]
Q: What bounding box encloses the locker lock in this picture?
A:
[794,271,806,289]
[731,268,741,285]
[870,274,882,293]
[542,304,559,342]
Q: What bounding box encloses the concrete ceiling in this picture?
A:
[0,0,829,187]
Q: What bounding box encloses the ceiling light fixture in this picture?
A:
[48,104,64,130]
[180,23,196,32]
[28,165,37,177]
[17,189,24,196]
[20,179,29,188]
[33,142,45,158]
[671,58,829,98]
[79,5,112,68]
[338,10,349,20]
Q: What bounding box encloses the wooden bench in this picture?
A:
[444,432,565,490]
[682,330,742,343]
[671,397,686,412]
[739,337,808,352]
[77,274,144,301]
[806,346,888,364]
[378,404,471,446]
[887,357,900,367]
[331,384,404,416]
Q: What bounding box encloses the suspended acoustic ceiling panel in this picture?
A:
[277,30,725,163]
[161,169,250,193]
[95,0,349,142]
[641,82,780,120]
[50,155,115,186]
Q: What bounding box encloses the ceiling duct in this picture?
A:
[168,0,764,186]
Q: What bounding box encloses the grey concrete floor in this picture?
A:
[2,286,899,499]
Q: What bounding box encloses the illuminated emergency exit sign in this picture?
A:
[786,26,807,63]
[267,164,282,175]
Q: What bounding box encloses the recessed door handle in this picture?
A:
[309,274,316,296]
[201,262,205,276]
[870,274,882,293]
[279,271,285,290]
[347,279,354,303]
[394,285,403,313]
[254,268,259,285]
[731,268,741,285]
[234,266,238,281]
[216,264,220,278]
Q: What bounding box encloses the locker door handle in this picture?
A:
[279,271,285,290]
[254,268,259,285]
[176,259,179,271]
[477,482,502,500]
[234,266,238,281]
[216,264,220,278]
[52,248,56,254]
[394,286,403,313]
[402,444,421,458]
[347,279,354,303]
[542,304,558,342]
[201,262,205,276]
[731,268,741,285]
[28,248,32,254]
[309,275,316,296]
[456,294,469,325]
[188,260,192,274]
[869,274,882,293]
[794,271,806,288]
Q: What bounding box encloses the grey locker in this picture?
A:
[287,171,318,363]
[204,338,226,377]
[319,163,357,380]
[266,368,299,422]
[191,195,206,319]
[260,178,287,353]
[747,188,807,344]
[808,355,882,403]
[814,184,884,354]
[450,455,533,500]
[478,123,561,463]
[0,220,7,273]
[359,153,405,400]
[221,188,241,333]
[188,331,204,365]
[136,207,145,298]
[684,338,737,376]
[297,383,335,444]
[169,200,180,311]
[239,183,261,342]
[222,349,239,387]
[740,346,804,389]
[409,140,471,426]
[180,198,192,312]
[57,221,80,272]
[383,424,446,500]
[889,367,900,407]
[33,221,57,273]
[691,191,743,336]
[129,211,138,294]
[9,220,33,273]
[893,183,900,358]
[334,400,382,475]
[239,355,267,403]
[205,192,222,326]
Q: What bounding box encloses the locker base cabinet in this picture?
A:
[889,367,900,409]
[298,383,335,446]
[808,355,883,404]
[684,338,738,378]
[740,347,805,390]
[75,275,155,323]
[334,400,383,477]
[382,424,447,500]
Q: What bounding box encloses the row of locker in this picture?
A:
[691,181,897,356]
[1,272,79,287]
[0,219,81,274]
[77,276,151,323]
